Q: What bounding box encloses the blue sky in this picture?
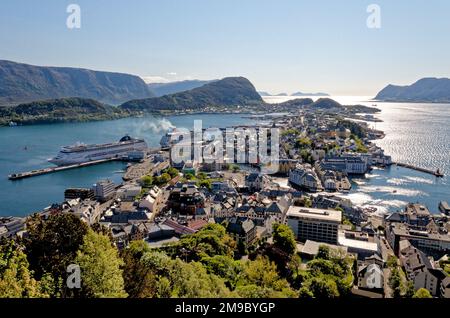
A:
[1,0,450,95]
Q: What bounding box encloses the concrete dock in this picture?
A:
[8,158,121,180]
[393,162,444,177]
[8,147,163,181]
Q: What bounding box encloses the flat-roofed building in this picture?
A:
[93,180,116,202]
[338,230,379,259]
[286,206,342,244]
[117,184,142,201]
[299,239,348,260]
[320,155,369,175]
[386,223,450,258]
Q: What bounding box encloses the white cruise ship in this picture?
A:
[160,128,183,149]
[49,135,147,166]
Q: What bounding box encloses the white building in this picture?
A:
[288,165,322,192]
[286,206,342,244]
[139,186,162,213]
[93,180,116,201]
[320,155,369,175]
[66,199,101,225]
[117,184,142,201]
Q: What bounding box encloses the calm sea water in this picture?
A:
[349,101,450,214]
[264,95,450,214]
[1,99,449,216]
[0,114,251,216]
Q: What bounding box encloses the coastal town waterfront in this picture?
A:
[1,99,449,217]
[0,114,251,216]
[1,96,450,299]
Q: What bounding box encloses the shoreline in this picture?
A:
[1,106,447,219]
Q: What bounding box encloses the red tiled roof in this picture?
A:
[188,219,208,231]
[163,219,196,235]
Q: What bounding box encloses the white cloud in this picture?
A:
[140,74,196,84]
[140,76,170,84]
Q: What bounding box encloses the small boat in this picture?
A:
[393,190,397,193]
[9,121,18,127]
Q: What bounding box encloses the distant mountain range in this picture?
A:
[375,77,450,103]
[148,80,215,97]
[0,60,154,106]
[258,91,329,97]
[0,60,374,126]
[291,91,329,97]
[121,77,263,112]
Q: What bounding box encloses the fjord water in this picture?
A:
[1,99,449,216]
[351,101,450,214]
[267,96,450,214]
[0,114,251,216]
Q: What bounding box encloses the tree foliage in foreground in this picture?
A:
[297,245,354,298]
[272,223,297,256]
[166,223,236,262]
[413,288,432,298]
[75,229,127,298]
[23,213,88,296]
[0,240,51,298]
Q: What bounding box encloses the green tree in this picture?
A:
[272,223,297,256]
[0,240,49,298]
[413,288,432,298]
[24,213,88,295]
[141,251,231,298]
[202,255,243,290]
[296,137,312,148]
[159,172,172,184]
[302,275,340,298]
[307,247,353,296]
[404,280,415,298]
[287,255,306,289]
[388,267,402,298]
[238,256,294,295]
[196,172,208,180]
[168,224,236,261]
[316,245,331,260]
[168,259,231,298]
[165,167,180,179]
[75,229,127,298]
[387,255,398,268]
[298,286,314,298]
[141,175,153,187]
[121,240,156,298]
[198,179,212,190]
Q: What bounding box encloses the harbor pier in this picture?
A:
[8,147,162,181]
[393,162,444,177]
[8,158,121,180]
